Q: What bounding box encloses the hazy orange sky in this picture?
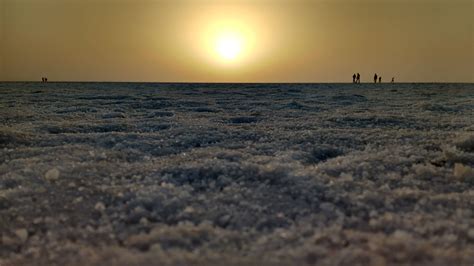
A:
[1,0,473,82]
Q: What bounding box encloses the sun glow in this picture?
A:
[181,5,276,74]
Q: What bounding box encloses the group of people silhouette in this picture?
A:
[41,77,48,82]
[352,73,361,83]
[374,73,381,83]
[352,73,395,83]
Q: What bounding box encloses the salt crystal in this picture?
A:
[44,168,60,181]
[453,163,474,180]
[95,202,106,211]
[15,229,28,243]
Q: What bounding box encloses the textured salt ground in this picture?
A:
[0,82,473,266]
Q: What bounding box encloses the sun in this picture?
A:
[215,32,243,61]
[184,11,268,68]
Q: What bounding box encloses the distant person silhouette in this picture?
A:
[45,78,48,82]
[374,73,378,83]
[379,77,382,83]
[352,73,356,83]
[391,77,395,83]
[357,73,360,83]
[41,77,44,82]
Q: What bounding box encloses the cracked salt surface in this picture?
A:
[0,82,473,265]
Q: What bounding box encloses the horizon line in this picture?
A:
[1,80,473,84]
